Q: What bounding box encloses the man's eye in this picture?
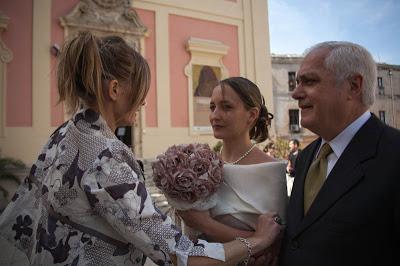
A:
[209,105,215,111]
[304,79,317,85]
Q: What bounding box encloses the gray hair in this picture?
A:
[305,41,377,106]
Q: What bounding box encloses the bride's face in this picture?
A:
[209,85,253,140]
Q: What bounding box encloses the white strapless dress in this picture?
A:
[210,161,287,230]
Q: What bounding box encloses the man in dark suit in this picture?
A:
[280,41,400,266]
[286,139,301,178]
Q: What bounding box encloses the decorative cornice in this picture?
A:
[60,0,147,36]
[92,0,129,9]
[271,54,303,64]
[186,38,229,55]
[377,63,400,71]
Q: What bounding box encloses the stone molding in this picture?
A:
[0,12,13,63]
[184,38,229,77]
[0,11,12,138]
[60,0,147,38]
[186,37,229,56]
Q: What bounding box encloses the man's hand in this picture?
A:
[251,229,283,266]
[249,249,279,266]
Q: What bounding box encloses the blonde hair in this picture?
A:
[57,31,150,116]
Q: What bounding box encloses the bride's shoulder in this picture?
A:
[234,148,285,168]
[225,157,286,177]
[249,147,277,164]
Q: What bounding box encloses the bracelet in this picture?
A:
[235,237,252,265]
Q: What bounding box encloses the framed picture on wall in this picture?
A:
[192,64,221,130]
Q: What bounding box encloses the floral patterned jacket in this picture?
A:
[0,109,224,265]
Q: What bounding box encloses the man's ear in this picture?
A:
[107,80,119,101]
[348,74,363,99]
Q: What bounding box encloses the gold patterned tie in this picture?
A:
[304,143,333,214]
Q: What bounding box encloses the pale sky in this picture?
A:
[268,0,400,65]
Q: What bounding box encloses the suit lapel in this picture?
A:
[287,139,320,232]
[293,115,384,237]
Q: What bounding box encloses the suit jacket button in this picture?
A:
[290,240,299,250]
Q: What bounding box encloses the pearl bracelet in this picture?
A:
[235,237,252,265]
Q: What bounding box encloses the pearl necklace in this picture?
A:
[221,143,257,165]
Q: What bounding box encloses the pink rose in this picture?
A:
[190,157,211,176]
[173,169,196,192]
[180,191,196,203]
[208,165,223,185]
[194,183,211,199]
[181,143,195,155]
[176,152,190,169]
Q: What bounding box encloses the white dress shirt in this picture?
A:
[317,111,371,178]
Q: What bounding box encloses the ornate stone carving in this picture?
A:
[0,12,13,63]
[0,42,12,63]
[60,0,147,37]
[0,12,9,30]
[0,11,11,138]
[93,0,129,9]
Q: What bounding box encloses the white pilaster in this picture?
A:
[155,8,171,128]
[32,0,52,135]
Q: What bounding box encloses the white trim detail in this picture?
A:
[0,12,13,138]
[184,37,229,135]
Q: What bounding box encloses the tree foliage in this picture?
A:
[0,157,25,198]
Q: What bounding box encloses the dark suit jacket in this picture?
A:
[287,149,301,177]
[280,115,400,266]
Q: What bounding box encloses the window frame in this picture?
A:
[288,109,300,132]
[184,38,229,135]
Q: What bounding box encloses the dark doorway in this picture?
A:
[115,126,133,148]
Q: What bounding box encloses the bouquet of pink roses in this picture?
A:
[152,143,224,211]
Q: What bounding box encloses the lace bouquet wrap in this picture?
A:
[152,143,224,211]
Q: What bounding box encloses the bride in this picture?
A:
[179,77,287,263]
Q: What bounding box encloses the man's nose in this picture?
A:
[291,84,303,100]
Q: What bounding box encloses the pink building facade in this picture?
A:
[0,0,273,163]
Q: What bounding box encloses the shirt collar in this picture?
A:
[320,111,371,158]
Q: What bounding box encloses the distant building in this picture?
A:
[372,63,400,128]
[271,54,400,145]
[271,54,316,145]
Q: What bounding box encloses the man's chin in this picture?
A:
[300,119,311,130]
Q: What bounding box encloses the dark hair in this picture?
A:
[219,77,273,143]
[263,142,275,152]
[290,139,300,146]
[57,31,150,116]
